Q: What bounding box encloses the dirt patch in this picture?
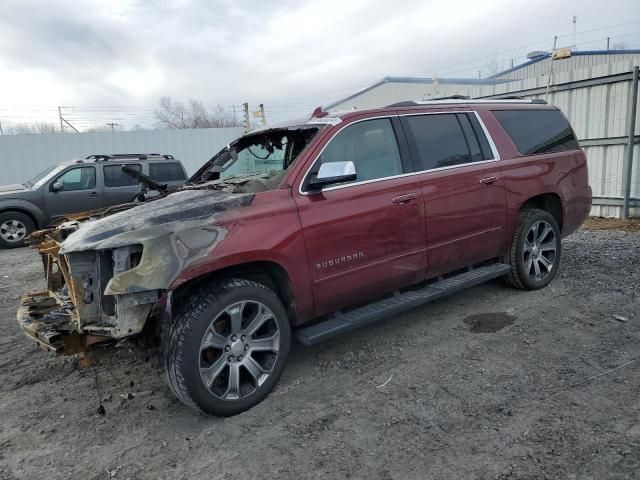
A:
[582,217,640,232]
[1,229,639,479]
[463,312,516,333]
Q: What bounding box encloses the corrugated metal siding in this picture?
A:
[494,53,640,80]
[0,127,243,185]
[481,60,640,217]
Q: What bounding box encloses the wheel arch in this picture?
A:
[171,260,299,325]
[520,192,564,230]
[0,202,46,229]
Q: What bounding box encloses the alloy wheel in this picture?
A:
[523,220,557,281]
[0,219,27,243]
[199,301,280,400]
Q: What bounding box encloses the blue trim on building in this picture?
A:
[325,76,510,109]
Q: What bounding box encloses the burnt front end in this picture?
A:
[18,235,159,353]
[17,189,247,354]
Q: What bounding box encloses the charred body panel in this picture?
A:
[19,190,255,352]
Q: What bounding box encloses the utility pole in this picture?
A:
[58,106,64,133]
[607,37,611,50]
[545,35,559,99]
[510,58,514,69]
[242,103,250,133]
[622,66,639,219]
[105,122,119,132]
[478,70,482,79]
[259,104,266,126]
[572,16,577,49]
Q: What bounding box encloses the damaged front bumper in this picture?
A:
[18,226,160,355]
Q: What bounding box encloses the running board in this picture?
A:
[295,263,511,346]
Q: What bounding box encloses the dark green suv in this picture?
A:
[0,153,187,248]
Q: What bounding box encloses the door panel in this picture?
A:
[295,116,426,317]
[44,166,103,219]
[400,112,507,277]
[420,162,506,276]
[296,178,426,316]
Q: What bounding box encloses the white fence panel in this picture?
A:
[0,127,243,185]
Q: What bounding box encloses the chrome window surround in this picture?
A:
[298,111,501,195]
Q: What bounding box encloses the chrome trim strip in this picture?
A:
[298,111,501,196]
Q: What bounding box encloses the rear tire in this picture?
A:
[0,211,35,248]
[504,208,561,290]
[164,278,291,416]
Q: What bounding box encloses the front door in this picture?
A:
[294,117,427,317]
[44,165,103,219]
[400,111,507,276]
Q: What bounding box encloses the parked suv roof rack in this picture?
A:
[84,153,175,162]
[386,98,547,107]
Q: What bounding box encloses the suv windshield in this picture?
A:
[187,125,321,187]
[23,165,65,189]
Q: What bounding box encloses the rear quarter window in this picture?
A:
[492,109,580,155]
[149,162,186,182]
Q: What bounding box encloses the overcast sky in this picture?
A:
[1,0,639,128]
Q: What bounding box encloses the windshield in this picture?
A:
[23,165,66,189]
[188,126,321,186]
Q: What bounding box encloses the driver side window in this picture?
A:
[54,167,96,191]
[316,118,403,185]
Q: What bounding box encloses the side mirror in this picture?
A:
[51,182,63,192]
[307,161,357,190]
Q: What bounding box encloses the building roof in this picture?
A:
[489,49,640,78]
[326,49,640,110]
[325,76,511,110]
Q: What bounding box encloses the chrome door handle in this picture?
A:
[480,176,497,185]
[392,193,418,204]
[88,192,100,197]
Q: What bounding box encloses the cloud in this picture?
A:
[0,0,638,126]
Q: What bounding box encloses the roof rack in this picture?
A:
[386,98,547,107]
[84,153,175,162]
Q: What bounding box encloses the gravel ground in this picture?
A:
[0,228,639,479]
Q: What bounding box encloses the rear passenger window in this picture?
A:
[404,114,483,170]
[104,164,141,187]
[314,118,403,185]
[492,109,580,155]
[149,162,186,182]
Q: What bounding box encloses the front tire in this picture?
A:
[0,211,35,248]
[504,208,561,290]
[164,278,291,416]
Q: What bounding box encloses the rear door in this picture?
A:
[44,165,103,219]
[101,163,142,207]
[400,111,506,277]
[294,116,427,317]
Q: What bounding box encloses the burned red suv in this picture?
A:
[18,99,591,416]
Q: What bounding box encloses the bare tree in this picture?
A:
[612,42,628,50]
[84,125,115,133]
[9,122,58,135]
[485,55,502,78]
[154,97,240,129]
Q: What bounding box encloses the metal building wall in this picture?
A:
[493,52,640,81]
[0,127,243,185]
[472,59,640,218]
